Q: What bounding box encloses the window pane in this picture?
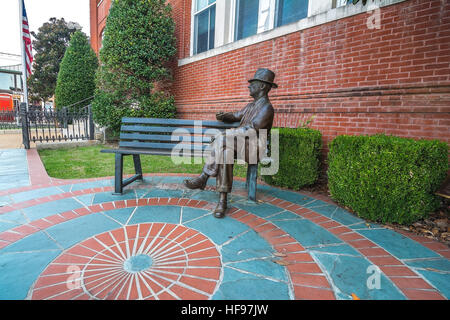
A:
[196,0,215,12]
[209,5,215,50]
[276,0,308,27]
[236,0,259,40]
[194,5,215,54]
[0,73,14,91]
[195,9,209,54]
[196,0,208,11]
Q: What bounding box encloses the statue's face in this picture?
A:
[248,80,263,97]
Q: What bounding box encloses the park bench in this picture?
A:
[100,117,262,201]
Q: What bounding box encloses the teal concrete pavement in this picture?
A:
[0,149,30,192]
[0,149,448,300]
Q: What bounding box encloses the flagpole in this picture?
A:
[18,0,29,112]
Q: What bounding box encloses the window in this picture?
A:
[0,73,15,92]
[235,0,271,41]
[194,0,216,54]
[275,0,309,27]
[14,74,23,91]
[235,0,309,41]
[235,0,258,40]
[333,0,352,8]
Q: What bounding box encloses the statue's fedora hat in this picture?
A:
[248,68,278,88]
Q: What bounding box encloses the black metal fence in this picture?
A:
[20,103,95,149]
[0,105,20,130]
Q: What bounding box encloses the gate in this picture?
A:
[20,103,95,149]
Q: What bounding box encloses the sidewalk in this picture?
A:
[0,148,448,300]
[0,149,30,191]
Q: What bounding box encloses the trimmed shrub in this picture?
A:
[262,127,322,190]
[328,134,448,225]
[92,0,177,135]
[54,31,98,111]
[92,90,176,138]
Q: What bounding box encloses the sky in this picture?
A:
[0,0,90,66]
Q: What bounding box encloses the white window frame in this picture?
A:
[257,0,276,34]
[191,0,217,55]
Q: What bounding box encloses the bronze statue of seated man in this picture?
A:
[184,68,277,218]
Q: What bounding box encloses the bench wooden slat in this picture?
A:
[120,132,213,143]
[121,125,225,135]
[122,117,240,128]
[119,140,209,151]
[101,147,208,157]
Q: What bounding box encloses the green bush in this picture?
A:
[262,127,322,190]
[92,0,177,134]
[54,31,98,111]
[328,134,448,225]
[92,90,176,139]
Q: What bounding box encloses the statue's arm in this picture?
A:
[248,104,274,131]
[216,106,246,122]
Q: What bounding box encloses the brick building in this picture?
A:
[90,0,450,148]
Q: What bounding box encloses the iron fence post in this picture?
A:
[62,107,68,129]
[88,104,95,140]
[20,102,30,149]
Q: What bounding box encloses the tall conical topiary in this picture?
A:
[92,0,177,135]
[55,31,99,111]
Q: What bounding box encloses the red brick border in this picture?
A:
[26,149,52,186]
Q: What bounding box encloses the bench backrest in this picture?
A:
[119,117,240,156]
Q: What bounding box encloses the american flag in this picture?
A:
[22,0,33,78]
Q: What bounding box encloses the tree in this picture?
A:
[28,18,79,104]
[92,0,177,135]
[54,31,98,111]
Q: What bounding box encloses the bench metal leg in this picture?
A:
[113,153,124,195]
[246,164,258,202]
[133,155,143,180]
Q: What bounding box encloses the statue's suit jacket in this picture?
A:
[203,95,275,192]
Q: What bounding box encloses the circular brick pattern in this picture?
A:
[30,223,222,300]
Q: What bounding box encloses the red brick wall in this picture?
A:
[91,0,450,148]
[90,0,111,54]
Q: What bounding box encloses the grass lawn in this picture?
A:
[38,144,249,179]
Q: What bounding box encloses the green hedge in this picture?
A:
[92,0,177,135]
[328,134,448,225]
[262,127,322,190]
[54,31,98,111]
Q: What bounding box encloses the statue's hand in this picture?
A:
[216,112,225,121]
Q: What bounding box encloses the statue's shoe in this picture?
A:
[213,201,227,219]
[183,176,207,190]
